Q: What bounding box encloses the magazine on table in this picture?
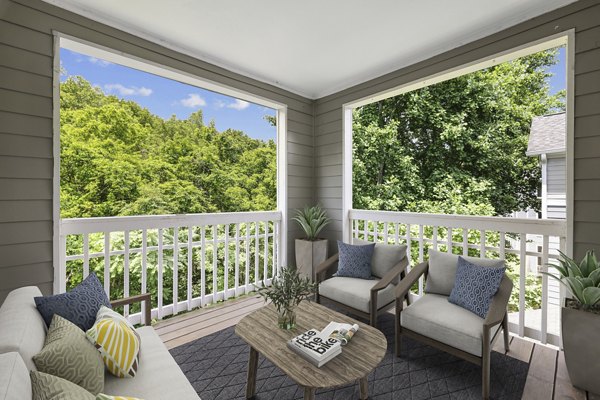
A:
[320,322,360,346]
[287,329,341,367]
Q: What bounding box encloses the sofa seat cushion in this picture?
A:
[401,294,500,357]
[0,286,47,371]
[319,276,395,313]
[0,352,31,400]
[103,327,200,400]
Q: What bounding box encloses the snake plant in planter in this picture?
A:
[293,205,331,281]
[543,250,600,393]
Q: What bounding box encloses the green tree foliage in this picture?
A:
[60,76,276,218]
[353,49,565,216]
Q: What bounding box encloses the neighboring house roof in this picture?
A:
[526,112,566,156]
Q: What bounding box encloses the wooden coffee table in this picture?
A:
[235,301,387,400]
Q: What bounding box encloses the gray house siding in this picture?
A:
[314,0,600,260]
[0,0,314,302]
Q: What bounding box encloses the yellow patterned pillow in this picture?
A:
[87,306,141,378]
[96,394,143,400]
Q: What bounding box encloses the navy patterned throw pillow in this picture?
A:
[35,273,112,331]
[335,241,375,280]
[448,256,506,318]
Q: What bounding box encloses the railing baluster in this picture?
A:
[82,233,89,279]
[462,228,468,256]
[224,224,230,300]
[406,224,411,268]
[395,223,400,245]
[499,232,506,259]
[519,233,527,337]
[433,226,438,251]
[373,221,378,243]
[274,220,280,276]
[200,226,206,307]
[172,227,179,315]
[541,234,549,344]
[447,227,453,254]
[480,230,486,258]
[363,220,368,241]
[141,230,147,306]
[123,230,130,317]
[104,232,110,298]
[383,222,389,244]
[354,218,359,240]
[418,225,424,296]
[245,223,251,291]
[212,225,218,301]
[263,221,268,284]
[158,228,164,319]
[235,223,240,295]
[187,226,193,311]
[254,222,259,287]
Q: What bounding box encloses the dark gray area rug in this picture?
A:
[170,312,529,400]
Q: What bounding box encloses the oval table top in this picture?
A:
[235,301,387,389]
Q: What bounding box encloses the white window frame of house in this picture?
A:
[52,32,288,294]
[341,31,575,256]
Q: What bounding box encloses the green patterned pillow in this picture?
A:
[31,371,95,400]
[96,395,144,400]
[33,314,104,395]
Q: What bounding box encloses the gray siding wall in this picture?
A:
[314,0,600,259]
[0,0,314,302]
[546,155,567,219]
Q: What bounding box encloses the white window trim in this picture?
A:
[52,32,288,293]
[342,31,575,257]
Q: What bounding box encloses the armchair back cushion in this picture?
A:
[353,239,407,281]
[425,250,505,296]
[0,286,47,371]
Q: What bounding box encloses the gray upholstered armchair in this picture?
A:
[395,250,513,400]
[316,240,408,327]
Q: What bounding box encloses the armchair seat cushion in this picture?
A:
[401,294,500,357]
[318,276,395,313]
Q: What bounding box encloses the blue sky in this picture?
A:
[547,46,566,95]
[60,48,276,142]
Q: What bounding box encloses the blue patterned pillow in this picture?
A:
[335,241,375,280]
[35,273,112,331]
[448,257,506,318]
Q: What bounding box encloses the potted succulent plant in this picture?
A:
[543,250,600,393]
[258,266,316,329]
[293,205,331,281]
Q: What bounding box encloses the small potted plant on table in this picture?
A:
[258,266,316,329]
[293,205,331,281]
[543,250,600,394]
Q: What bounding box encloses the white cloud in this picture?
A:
[227,99,250,111]
[214,100,226,109]
[88,57,112,67]
[180,93,206,108]
[104,83,153,97]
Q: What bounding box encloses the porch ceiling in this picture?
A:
[43,0,576,99]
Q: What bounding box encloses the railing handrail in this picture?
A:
[60,210,282,235]
[349,209,566,237]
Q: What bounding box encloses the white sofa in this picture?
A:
[0,286,200,400]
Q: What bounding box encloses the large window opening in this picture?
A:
[343,34,571,345]
[54,36,287,318]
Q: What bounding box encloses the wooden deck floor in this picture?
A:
[156,296,594,400]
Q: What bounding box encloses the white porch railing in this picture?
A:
[348,209,567,346]
[59,211,282,325]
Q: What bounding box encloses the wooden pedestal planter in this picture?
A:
[562,301,600,394]
[295,239,328,281]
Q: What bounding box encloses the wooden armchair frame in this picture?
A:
[315,253,408,327]
[110,293,152,326]
[394,261,512,400]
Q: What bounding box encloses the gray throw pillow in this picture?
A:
[33,315,104,395]
[35,273,111,331]
[335,241,375,279]
[448,256,506,318]
[425,250,505,296]
[31,371,95,400]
